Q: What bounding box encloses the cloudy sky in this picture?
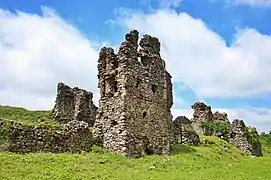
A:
[0,0,271,132]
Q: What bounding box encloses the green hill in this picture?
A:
[0,105,57,126]
[0,105,271,180]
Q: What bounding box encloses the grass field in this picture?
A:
[0,106,271,180]
[0,105,58,126]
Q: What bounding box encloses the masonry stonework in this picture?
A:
[52,82,97,126]
[191,101,262,156]
[93,30,173,157]
[191,102,213,134]
[229,120,262,156]
[172,116,200,145]
[229,119,253,155]
[0,119,92,153]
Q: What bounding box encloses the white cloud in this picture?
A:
[0,7,100,109]
[172,107,271,132]
[117,9,271,98]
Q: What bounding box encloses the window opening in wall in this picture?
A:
[111,119,118,127]
[136,78,140,88]
[151,84,157,93]
[145,147,154,155]
[112,80,118,92]
[143,111,147,118]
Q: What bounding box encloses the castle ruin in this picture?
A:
[0,29,263,157]
[93,30,174,157]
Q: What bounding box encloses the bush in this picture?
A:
[244,127,260,144]
[201,122,230,135]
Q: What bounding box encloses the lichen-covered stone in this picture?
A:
[172,116,200,145]
[52,82,97,126]
[93,30,173,158]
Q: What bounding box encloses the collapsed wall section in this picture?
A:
[191,102,213,134]
[93,30,173,157]
[172,116,200,145]
[0,119,92,153]
[190,101,262,156]
[52,82,97,126]
[229,119,262,156]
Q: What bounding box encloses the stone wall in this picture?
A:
[52,82,97,126]
[229,119,252,155]
[93,30,173,158]
[229,119,262,156]
[191,102,213,134]
[213,111,230,124]
[172,116,200,145]
[190,101,262,156]
[0,119,92,153]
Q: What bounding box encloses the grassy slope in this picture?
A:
[0,105,58,126]
[0,106,271,180]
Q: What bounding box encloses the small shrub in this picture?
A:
[201,122,230,135]
[244,127,259,144]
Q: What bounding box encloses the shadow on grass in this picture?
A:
[170,144,197,155]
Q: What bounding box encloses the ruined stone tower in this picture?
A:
[93,30,173,157]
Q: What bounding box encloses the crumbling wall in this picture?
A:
[208,111,231,139]
[229,120,262,156]
[52,82,97,126]
[191,102,213,134]
[190,102,262,156]
[93,30,173,157]
[0,119,92,153]
[172,116,200,145]
[229,119,252,155]
[213,111,230,124]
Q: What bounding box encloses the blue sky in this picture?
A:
[1,0,270,42]
[0,0,271,131]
